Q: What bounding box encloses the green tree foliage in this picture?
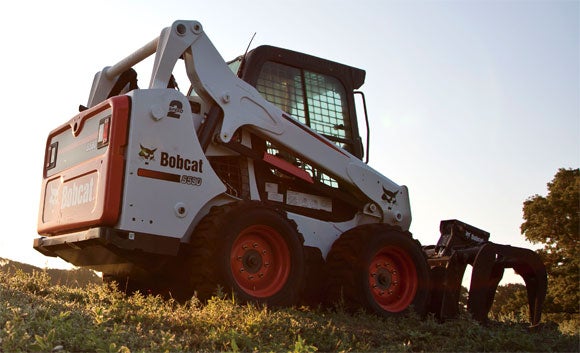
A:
[491,283,528,317]
[521,168,579,313]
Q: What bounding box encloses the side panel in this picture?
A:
[287,211,374,258]
[116,89,226,239]
[38,96,129,235]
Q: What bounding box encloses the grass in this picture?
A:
[0,267,578,352]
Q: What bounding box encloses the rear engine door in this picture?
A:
[38,96,129,235]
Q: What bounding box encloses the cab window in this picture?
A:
[256,61,352,147]
[256,61,356,188]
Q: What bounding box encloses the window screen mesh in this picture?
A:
[256,62,305,123]
[304,72,351,140]
[256,61,353,188]
[256,62,351,143]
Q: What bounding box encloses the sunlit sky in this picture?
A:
[0,1,577,285]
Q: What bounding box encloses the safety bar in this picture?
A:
[87,21,205,108]
[104,38,159,80]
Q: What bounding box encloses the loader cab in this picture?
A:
[231,45,366,160]
[220,46,368,221]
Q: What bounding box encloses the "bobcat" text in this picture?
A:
[160,152,203,172]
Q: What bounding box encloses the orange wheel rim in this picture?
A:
[230,225,291,298]
[368,246,418,312]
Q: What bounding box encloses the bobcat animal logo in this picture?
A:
[168,100,183,119]
[381,187,399,205]
[139,145,157,165]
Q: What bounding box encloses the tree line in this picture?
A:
[492,168,579,317]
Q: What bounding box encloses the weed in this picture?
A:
[1,267,578,352]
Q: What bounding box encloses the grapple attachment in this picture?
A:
[424,220,547,327]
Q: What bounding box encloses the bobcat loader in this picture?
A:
[35,20,547,326]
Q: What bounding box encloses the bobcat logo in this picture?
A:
[168,100,183,119]
[381,187,399,205]
[139,145,157,165]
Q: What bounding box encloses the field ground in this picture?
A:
[0,263,578,352]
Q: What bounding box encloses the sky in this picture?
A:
[0,0,577,286]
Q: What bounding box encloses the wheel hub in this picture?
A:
[242,249,263,274]
[374,268,393,290]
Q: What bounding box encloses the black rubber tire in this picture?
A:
[301,246,327,306]
[325,224,430,317]
[188,201,305,306]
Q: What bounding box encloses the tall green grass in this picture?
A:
[0,267,577,352]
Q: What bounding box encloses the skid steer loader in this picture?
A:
[35,20,547,326]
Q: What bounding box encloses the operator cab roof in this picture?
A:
[235,45,366,92]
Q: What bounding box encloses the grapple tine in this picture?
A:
[426,251,470,320]
[489,244,548,327]
[468,243,505,322]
